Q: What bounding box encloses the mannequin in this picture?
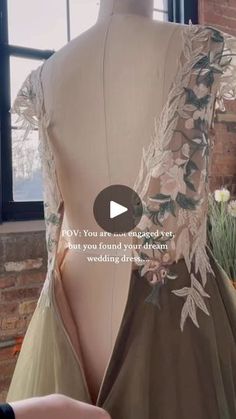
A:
[41,0,184,404]
[98,0,153,19]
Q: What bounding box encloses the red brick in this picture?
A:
[0,302,18,316]
[1,287,40,302]
[0,276,16,289]
[0,317,19,331]
[0,377,12,394]
[0,359,16,377]
[17,271,45,287]
[0,346,17,361]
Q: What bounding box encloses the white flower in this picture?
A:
[214,188,230,202]
[228,200,236,217]
[151,150,174,178]
[160,165,186,200]
[193,83,209,98]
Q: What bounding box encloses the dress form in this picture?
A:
[41,0,184,404]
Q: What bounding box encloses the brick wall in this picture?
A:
[199,0,236,195]
[0,231,47,402]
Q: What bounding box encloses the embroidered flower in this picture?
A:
[151,150,174,178]
[193,83,209,98]
[160,165,186,199]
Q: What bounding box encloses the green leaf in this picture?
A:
[169,200,177,217]
[210,29,224,43]
[193,55,209,69]
[184,176,196,192]
[198,94,211,109]
[147,209,163,227]
[176,192,199,210]
[149,193,171,202]
[140,252,149,261]
[184,88,211,110]
[197,70,214,87]
[185,160,198,176]
[144,283,162,309]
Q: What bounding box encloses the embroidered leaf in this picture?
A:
[193,55,209,69]
[209,63,224,74]
[184,177,196,192]
[180,299,189,332]
[144,283,162,309]
[191,137,202,144]
[147,209,163,227]
[166,273,178,280]
[172,287,190,297]
[140,252,150,261]
[176,192,199,210]
[184,87,211,110]
[209,28,224,43]
[169,200,177,217]
[158,200,176,219]
[188,295,200,328]
[197,70,214,87]
[191,274,210,298]
[176,227,191,271]
[191,289,210,316]
[149,193,171,202]
[185,160,198,176]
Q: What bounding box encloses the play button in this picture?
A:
[110,201,128,219]
[93,184,143,234]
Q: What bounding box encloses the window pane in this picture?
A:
[8,0,67,50]
[154,0,168,11]
[10,57,43,202]
[70,0,100,40]
[10,57,43,111]
[153,10,168,21]
[12,129,43,201]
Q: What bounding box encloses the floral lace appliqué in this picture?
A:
[133,24,236,331]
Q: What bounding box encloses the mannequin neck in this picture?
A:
[97,0,153,21]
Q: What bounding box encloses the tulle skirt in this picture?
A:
[7,247,236,419]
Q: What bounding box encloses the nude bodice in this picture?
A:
[41,14,184,402]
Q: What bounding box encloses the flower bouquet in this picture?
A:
[207,188,236,289]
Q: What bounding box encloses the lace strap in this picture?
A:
[11,64,65,308]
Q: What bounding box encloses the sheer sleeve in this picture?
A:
[133,24,236,331]
[11,64,65,308]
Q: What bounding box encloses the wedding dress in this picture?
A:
[6,20,236,419]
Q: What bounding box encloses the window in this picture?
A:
[0,0,198,223]
[0,0,100,222]
[153,0,169,21]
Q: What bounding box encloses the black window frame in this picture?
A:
[0,0,54,222]
[0,0,198,224]
[168,0,198,24]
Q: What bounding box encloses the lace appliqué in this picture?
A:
[133,25,236,331]
[11,64,64,308]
